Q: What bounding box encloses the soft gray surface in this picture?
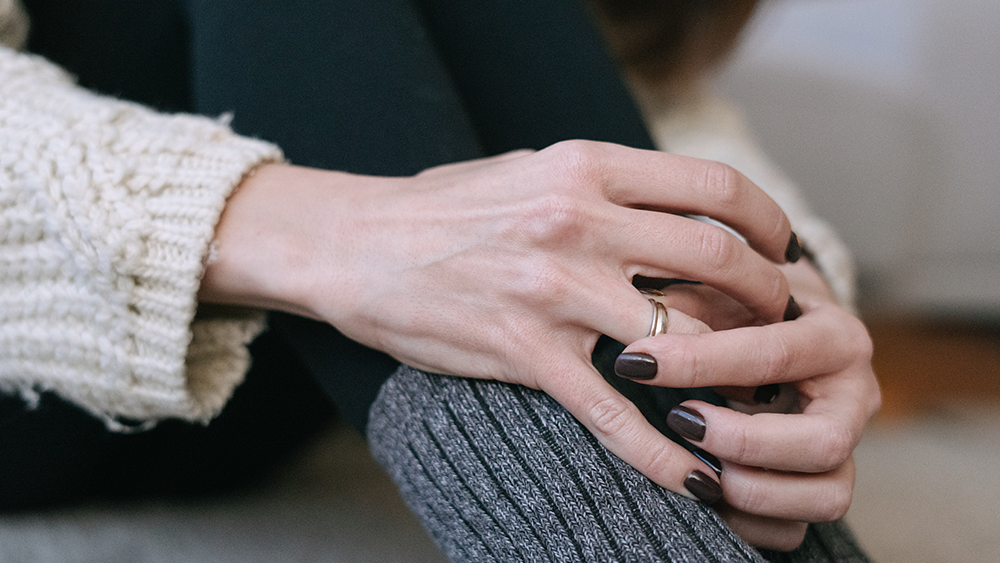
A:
[847,407,1000,563]
[2,412,998,563]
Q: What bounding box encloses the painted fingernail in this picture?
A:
[615,352,658,380]
[692,448,723,478]
[685,470,723,504]
[667,405,706,442]
[785,232,803,263]
[783,295,802,321]
[753,383,780,405]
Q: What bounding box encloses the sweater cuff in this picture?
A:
[0,47,283,425]
[125,132,282,424]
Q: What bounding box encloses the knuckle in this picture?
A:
[835,312,875,359]
[733,422,761,464]
[641,443,681,479]
[546,140,605,190]
[696,224,739,275]
[818,479,855,522]
[731,475,769,515]
[851,321,875,361]
[588,394,641,440]
[768,270,790,311]
[516,194,586,246]
[511,255,571,306]
[765,213,791,252]
[700,161,745,208]
[760,331,794,381]
[815,427,854,471]
[775,524,809,552]
[658,339,704,388]
[868,383,883,419]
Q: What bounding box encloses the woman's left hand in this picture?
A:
[619,262,880,551]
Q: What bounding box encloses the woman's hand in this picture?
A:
[619,262,880,550]
[199,140,801,503]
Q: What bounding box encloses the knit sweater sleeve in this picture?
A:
[0,38,284,426]
[641,92,858,312]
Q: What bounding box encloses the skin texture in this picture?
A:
[198,142,878,551]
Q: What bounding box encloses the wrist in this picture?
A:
[197,163,358,320]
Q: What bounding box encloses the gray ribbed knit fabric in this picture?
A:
[368,366,873,563]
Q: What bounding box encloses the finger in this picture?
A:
[632,282,775,405]
[607,305,716,381]
[617,284,761,405]
[614,212,791,323]
[576,283,712,350]
[550,276,713,351]
[619,300,872,390]
[672,396,870,473]
[546,141,795,264]
[656,283,757,331]
[541,357,723,504]
[721,458,856,523]
[716,506,809,552]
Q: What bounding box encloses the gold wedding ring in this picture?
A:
[639,288,669,337]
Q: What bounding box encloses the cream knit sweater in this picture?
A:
[0,0,854,428]
[1,0,281,427]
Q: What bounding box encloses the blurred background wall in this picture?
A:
[712,0,999,318]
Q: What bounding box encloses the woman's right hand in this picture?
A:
[619,263,879,550]
[199,140,801,503]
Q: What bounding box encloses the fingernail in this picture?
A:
[785,232,802,263]
[685,470,723,504]
[692,448,722,478]
[783,295,802,321]
[615,352,658,380]
[752,383,780,405]
[667,405,706,441]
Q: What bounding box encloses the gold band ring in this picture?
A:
[639,288,669,337]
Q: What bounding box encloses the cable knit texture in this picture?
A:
[0,5,282,426]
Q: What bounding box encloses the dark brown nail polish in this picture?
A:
[783,295,802,321]
[785,232,803,263]
[685,470,723,504]
[692,448,722,478]
[615,352,657,380]
[667,405,706,442]
[753,383,780,405]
